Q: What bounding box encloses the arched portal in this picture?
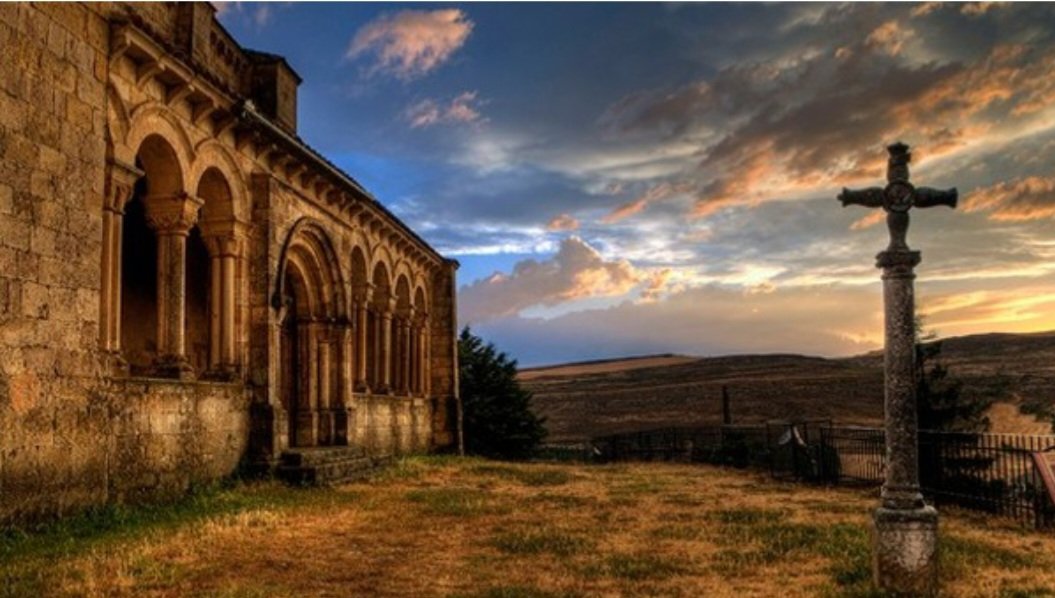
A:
[275,221,347,448]
[351,246,370,392]
[368,262,392,393]
[194,167,240,378]
[393,275,412,395]
[120,133,191,374]
[413,286,429,397]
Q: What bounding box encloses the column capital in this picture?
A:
[200,219,249,257]
[379,295,397,315]
[144,193,204,234]
[105,159,144,213]
[354,283,375,304]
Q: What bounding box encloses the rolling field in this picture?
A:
[521,331,1055,442]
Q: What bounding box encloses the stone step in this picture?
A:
[276,446,386,485]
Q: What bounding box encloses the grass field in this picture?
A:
[3,457,1054,597]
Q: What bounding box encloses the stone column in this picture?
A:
[421,314,431,397]
[99,160,143,375]
[335,320,353,444]
[379,297,394,394]
[354,285,372,393]
[399,310,413,395]
[143,193,204,380]
[873,248,938,593]
[200,220,246,380]
[296,320,320,446]
[317,329,333,444]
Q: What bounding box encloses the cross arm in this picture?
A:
[914,187,958,209]
[838,187,885,209]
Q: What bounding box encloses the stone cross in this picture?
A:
[838,142,956,597]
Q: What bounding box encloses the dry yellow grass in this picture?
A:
[3,458,1054,598]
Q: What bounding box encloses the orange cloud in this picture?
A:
[963,176,1055,221]
[850,210,886,231]
[639,268,672,302]
[347,9,473,80]
[603,182,694,224]
[866,20,913,56]
[910,2,944,17]
[546,214,580,231]
[405,91,484,128]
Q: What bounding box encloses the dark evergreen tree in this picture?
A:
[915,319,997,510]
[914,320,991,432]
[459,327,547,459]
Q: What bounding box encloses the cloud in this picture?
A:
[347,9,473,80]
[602,182,694,224]
[910,2,944,18]
[599,5,1055,224]
[460,236,648,322]
[405,91,484,128]
[866,20,913,56]
[850,210,886,231]
[546,214,580,232]
[961,2,1000,16]
[963,176,1055,221]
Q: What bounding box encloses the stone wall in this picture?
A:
[0,2,111,522]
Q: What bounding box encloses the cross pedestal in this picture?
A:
[838,142,956,597]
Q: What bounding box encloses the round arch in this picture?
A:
[120,104,195,182]
[272,218,348,319]
[190,141,249,222]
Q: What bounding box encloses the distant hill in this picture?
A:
[520,330,1055,442]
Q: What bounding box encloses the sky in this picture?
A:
[217,2,1055,366]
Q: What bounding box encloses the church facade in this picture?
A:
[0,3,460,522]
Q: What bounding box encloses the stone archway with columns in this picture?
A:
[0,3,462,522]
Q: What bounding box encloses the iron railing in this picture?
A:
[578,423,1055,529]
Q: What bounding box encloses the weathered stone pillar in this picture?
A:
[295,320,319,446]
[144,192,204,380]
[379,297,394,394]
[418,314,429,396]
[354,285,373,393]
[200,220,246,379]
[317,329,333,444]
[839,142,957,597]
[421,314,431,397]
[99,159,143,375]
[399,310,414,395]
[335,319,353,444]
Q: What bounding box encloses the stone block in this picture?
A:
[872,506,938,597]
[20,280,49,320]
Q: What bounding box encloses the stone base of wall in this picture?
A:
[0,376,250,524]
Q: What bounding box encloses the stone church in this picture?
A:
[0,3,460,523]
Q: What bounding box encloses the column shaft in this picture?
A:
[355,300,369,391]
[209,253,222,368]
[880,256,925,509]
[144,193,202,379]
[381,309,393,393]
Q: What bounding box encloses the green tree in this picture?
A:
[459,327,547,459]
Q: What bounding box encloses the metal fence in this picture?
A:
[581,423,1055,530]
